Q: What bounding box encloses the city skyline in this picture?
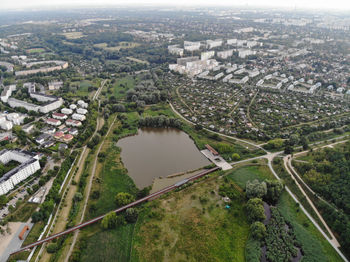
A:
[1,0,350,11]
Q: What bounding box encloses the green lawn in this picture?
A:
[277,192,343,262]
[78,139,138,261]
[26,48,45,54]
[131,176,250,262]
[226,164,343,262]
[8,202,39,222]
[226,164,274,188]
[111,76,136,99]
[80,223,136,262]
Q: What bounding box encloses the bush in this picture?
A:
[250,221,266,240]
[47,243,58,253]
[246,198,266,223]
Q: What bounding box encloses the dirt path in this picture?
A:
[283,156,340,247]
[37,146,89,262]
[64,116,118,262]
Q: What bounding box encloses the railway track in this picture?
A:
[11,166,219,255]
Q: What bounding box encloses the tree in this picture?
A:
[0,195,8,208]
[125,208,138,223]
[246,198,266,223]
[284,145,293,154]
[246,180,267,199]
[265,180,284,204]
[288,134,300,146]
[115,192,135,207]
[101,211,117,229]
[74,192,83,202]
[47,243,58,253]
[250,221,267,240]
[232,153,240,161]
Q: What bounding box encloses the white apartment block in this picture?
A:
[184,41,201,51]
[217,50,234,59]
[168,45,184,56]
[0,149,40,195]
[1,85,16,103]
[227,39,237,45]
[206,39,223,49]
[201,51,215,61]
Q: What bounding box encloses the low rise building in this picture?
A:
[66,119,82,127]
[52,112,67,120]
[76,108,88,115]
[46,118,61,126]
[61,108,73,115]
[72,113,86,121]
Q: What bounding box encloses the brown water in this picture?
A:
[117,128,210,189]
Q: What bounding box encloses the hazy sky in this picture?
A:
[1,0,350,11]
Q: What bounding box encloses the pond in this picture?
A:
[117,127,211,189]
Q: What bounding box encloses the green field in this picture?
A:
[226,164,273,188]
[78,121,138,261]
[94,42,140,51]
[126,57,149,65]
[26,48,46,54]
[131,175,250,262]
[61,32,85,39]
[226,164,343,262]
[68,80,97,97]
[110,76,136,100]
[277,192,343,262]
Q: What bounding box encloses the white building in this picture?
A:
[77,100,88,109]
[46,118,61,126]
[168,45,184,56]
[222,74,233,83]
[238,49,256,58]
[66,119,82,127]
[184,41,201,51]
[6,113,26,125]
[201,51,215,61]
[1,85,16,103]
[52,112,68,120]
[0,116,13,131]
[72,113,86,121]
[0,150,40,195]
[206,39,223,49]
[217,50,234,59]
[8,98,41,112]
[61,108,73,115]
[227,39,237,45]
[48,81,63,90]
[69,104,77,110]
[76,108,88,115]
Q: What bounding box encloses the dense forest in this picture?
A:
[294,142,350,256]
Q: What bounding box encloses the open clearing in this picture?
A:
[131,174,249,262]
[26,48,46,54]
[61,32,85,39]
[93,42,140,51]
[126,57,150,65]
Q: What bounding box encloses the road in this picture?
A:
[283,155,340,247]
[11,167,219,255]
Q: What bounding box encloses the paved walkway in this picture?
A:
[0,222,33,262]
[201,149,232,170]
